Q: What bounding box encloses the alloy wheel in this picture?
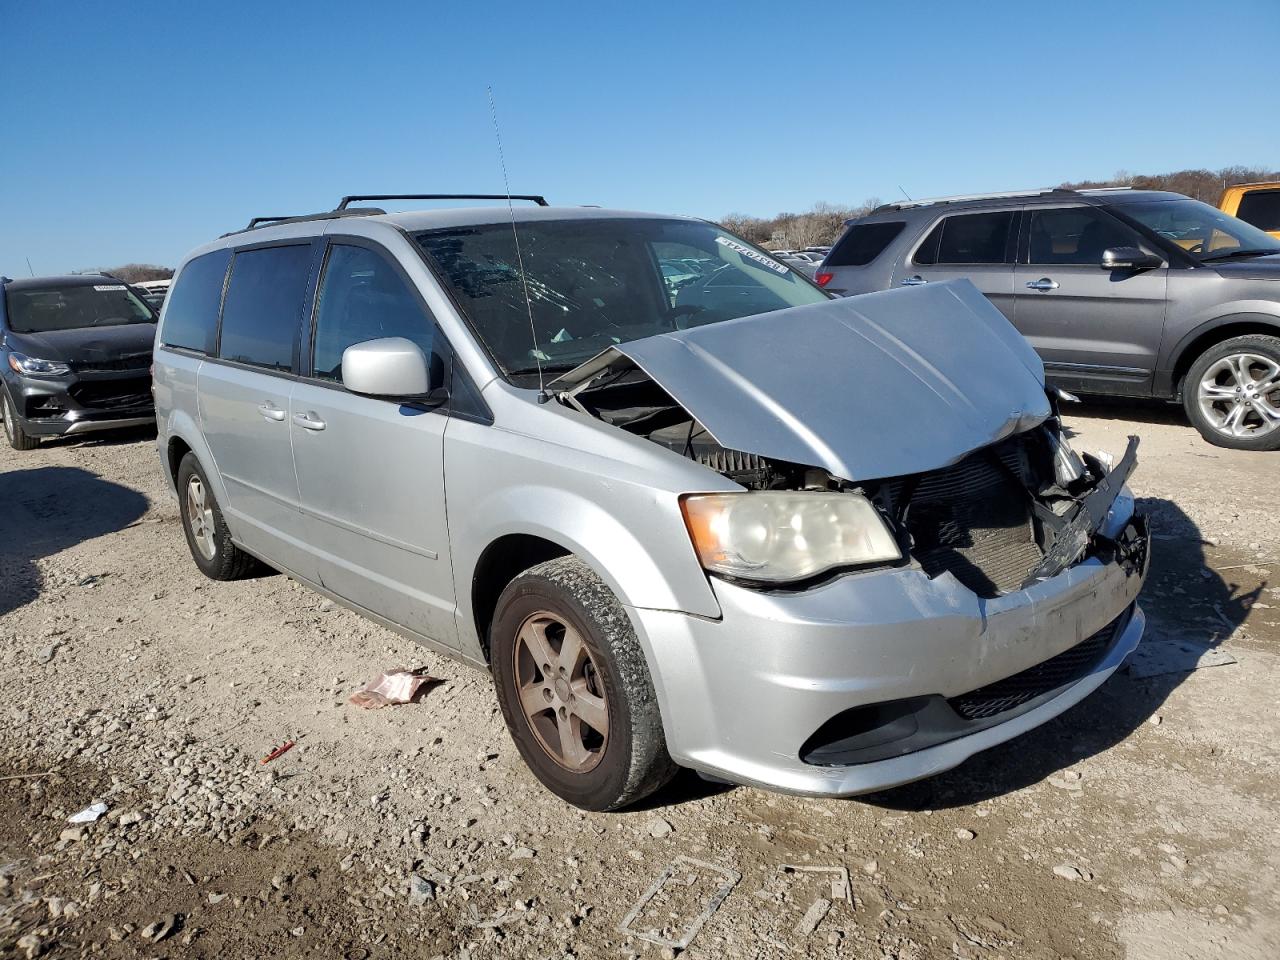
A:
[1197,353,1280,439]
[512,612,609,773]
[185,475,217,561]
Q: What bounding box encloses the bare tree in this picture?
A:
[85,264,174,283]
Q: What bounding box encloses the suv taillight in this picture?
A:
[814,271,833,288]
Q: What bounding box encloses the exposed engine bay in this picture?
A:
[563,367,1147,596]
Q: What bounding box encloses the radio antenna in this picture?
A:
[25,257,35,277]
[487,85,549,403]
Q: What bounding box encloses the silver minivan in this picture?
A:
[153,196,1149,810]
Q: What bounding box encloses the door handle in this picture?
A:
[1026,278,1060,291]
[292,411,326,431]
[257,402,286,422]
[900,276,928,286]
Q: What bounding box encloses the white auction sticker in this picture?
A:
[93,284,127,291]
[714,236,789,274]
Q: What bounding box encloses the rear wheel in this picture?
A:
[2,392,39,451]
[176,452,260,580]
[1183,335,1280,450]
[490,556,676,811]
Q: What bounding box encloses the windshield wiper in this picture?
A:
[505,362,582,377]
[1201,248,1280,262]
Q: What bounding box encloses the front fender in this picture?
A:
[1159,309,1280,395]
[452,482,722,649]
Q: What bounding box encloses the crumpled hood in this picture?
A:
[5,323,156,365]
[557,279,1050,481]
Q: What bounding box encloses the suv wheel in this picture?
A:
[1184,335,1280,450]
[490,556,677,811]
[2,392,39,451]
[176,452,261,580]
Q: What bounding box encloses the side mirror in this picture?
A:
[1101,246,1162,271]
[341,337,442,402]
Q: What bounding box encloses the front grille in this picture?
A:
[69,377,152,410]
[900,446,1043,597]
[949,612,1125,720]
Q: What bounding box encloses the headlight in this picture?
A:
[680,491,901,583]
[8,353,71,376]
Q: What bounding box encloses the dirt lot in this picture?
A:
[1,401,1277,960]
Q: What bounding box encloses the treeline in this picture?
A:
[725,166,1280,250]
[86,263,174,282]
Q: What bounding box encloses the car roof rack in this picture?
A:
[336,193,549,210]
[223,193,550,238]
[869,186,1142,215]
[221,207,389,238]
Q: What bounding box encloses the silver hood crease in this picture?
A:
[557,279,1053,481]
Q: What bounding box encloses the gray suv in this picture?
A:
[153,195,1147,810]
[817,189,1280,450]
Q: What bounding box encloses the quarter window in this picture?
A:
[1027,208,1140,264]
[915,211,1014,265]
[825,221,905,267]
[218,245,313,372]
[311,244,434,383]
[161,249,230,354]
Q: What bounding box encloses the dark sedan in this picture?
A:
[1,275,157,450]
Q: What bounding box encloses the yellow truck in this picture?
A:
[1219,182,1280,239]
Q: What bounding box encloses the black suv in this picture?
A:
[1,275,157,450]
[817,189,1280,449]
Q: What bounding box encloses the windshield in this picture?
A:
[4,283,155,334]
[1118,198,1280,261]
[413,218,829,377]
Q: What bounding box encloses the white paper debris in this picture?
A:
[68,802,108,824]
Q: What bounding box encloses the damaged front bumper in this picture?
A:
[631,480,1150,798]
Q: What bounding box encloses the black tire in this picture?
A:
[1183,334,1280,451]
[490,556,677,811]
[2,391,39,451]
[176,452,260,580]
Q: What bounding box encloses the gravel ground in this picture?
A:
[1,403,1277,959]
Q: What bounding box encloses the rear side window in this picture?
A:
[1236,190,1280,233]
[161,250,230,354]
[825,221,905,267]
[311,244,434,383]
[218,245,313,372]
[914,211,1014,265]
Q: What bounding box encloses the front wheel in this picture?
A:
[2,392,39,451]
[1183,335,1280,450]
[490,556,677,811]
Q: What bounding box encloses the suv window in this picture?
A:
[161,250,230,353]
[312,244,434,383]
[1236,190,1280,233]
[1027,207,1141,264]
[218,245,313,372]
[915,211,1014,265]
[826,221,905,267]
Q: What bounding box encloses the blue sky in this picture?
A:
[2,0,1277,275]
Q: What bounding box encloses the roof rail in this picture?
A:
[870,185,1145,215]
[221,207,389,239]
[336,193,548,210]
[873,188,1064,212]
